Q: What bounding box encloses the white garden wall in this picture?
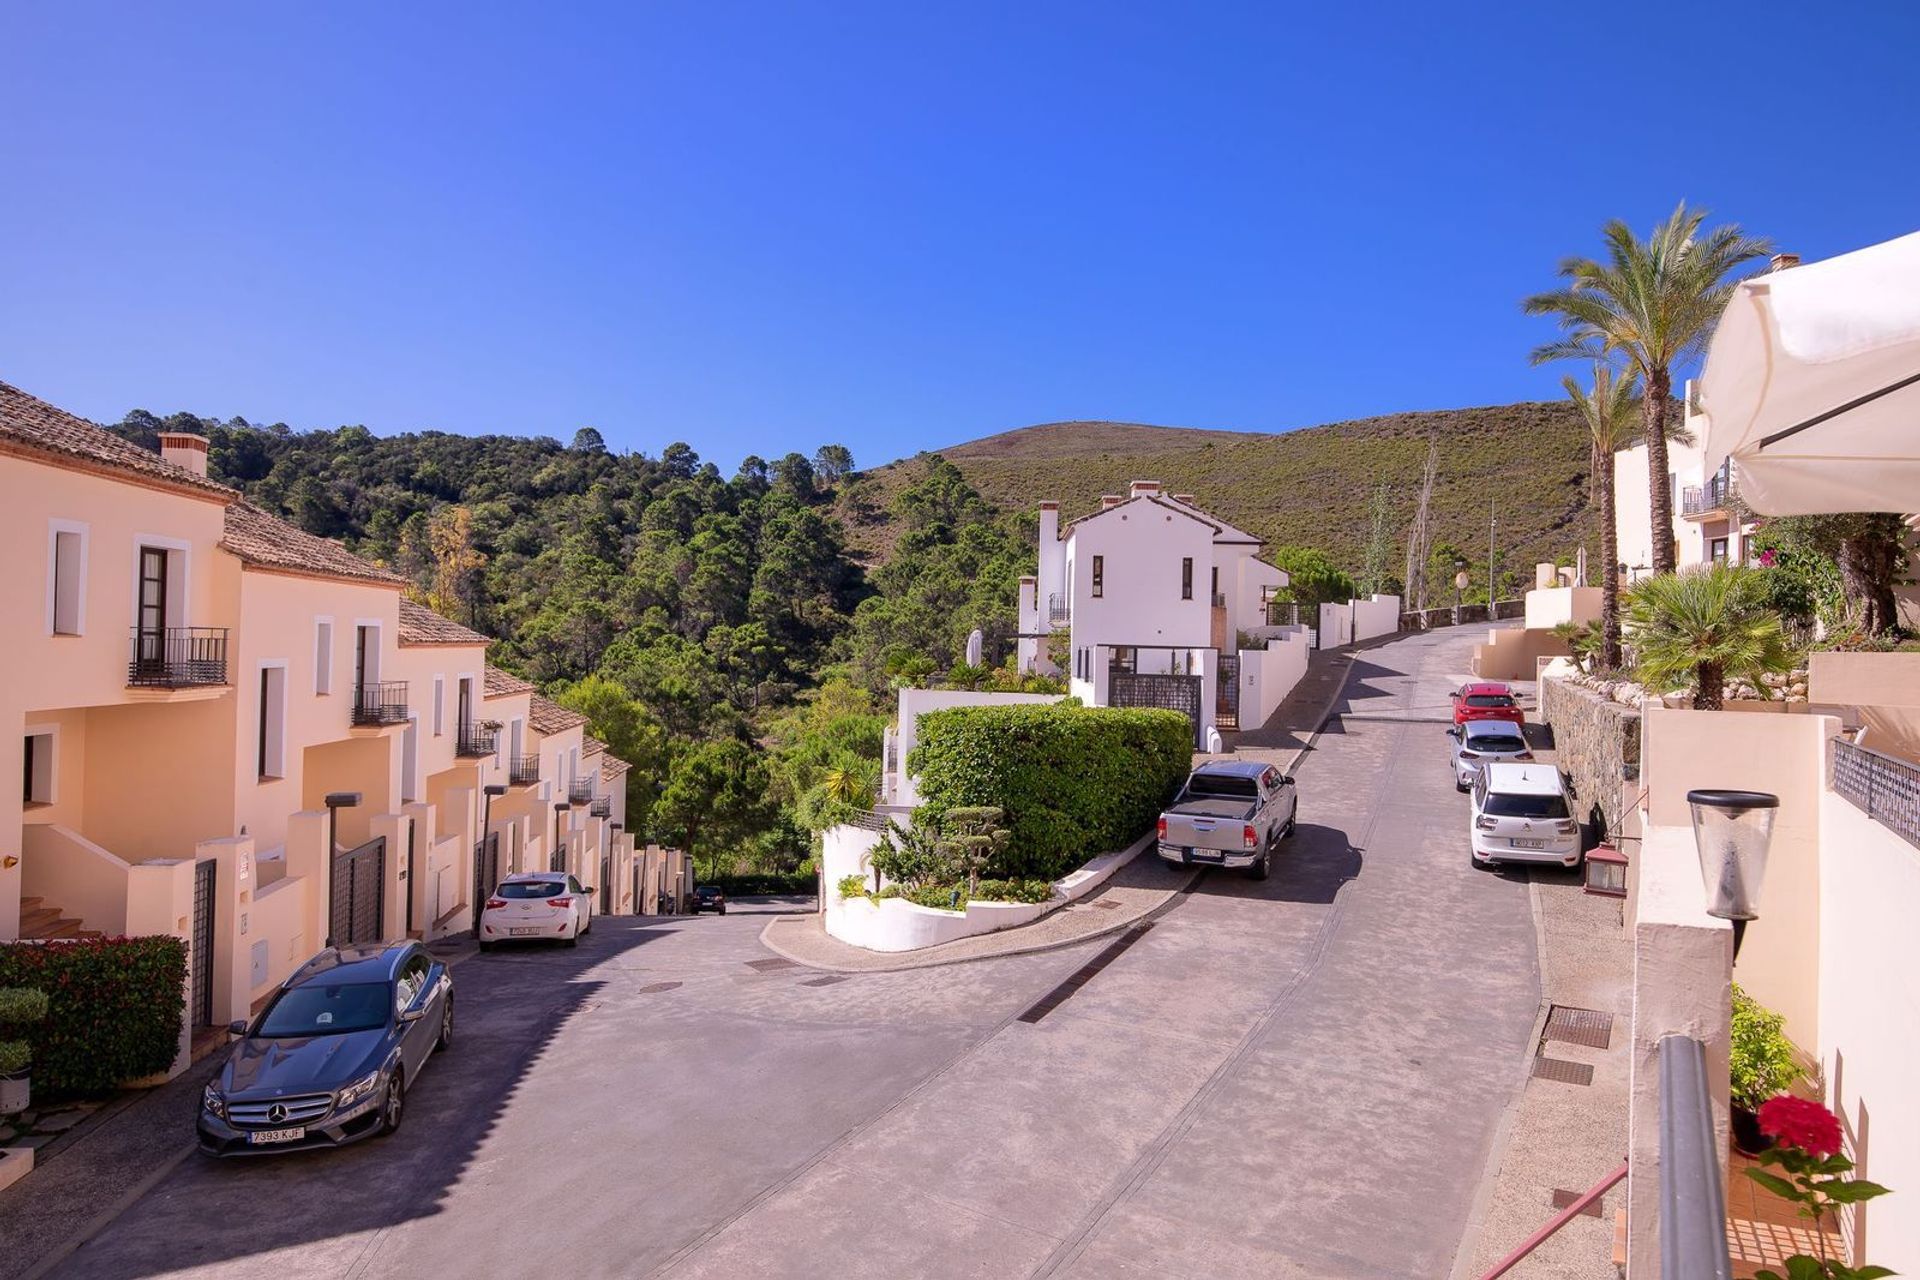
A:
[1238,629,1311,729]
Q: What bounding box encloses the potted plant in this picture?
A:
[1730,984,1801,1154]
[0,987,49,1115]
[1744,1096,1893,1279]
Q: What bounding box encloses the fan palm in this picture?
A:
[1622,565,1794,710]
[1524,203,1772,575]
[1561,364,1641,670]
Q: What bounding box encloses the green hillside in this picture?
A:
[852,401,1599,601]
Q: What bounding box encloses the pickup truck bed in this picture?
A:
[1164,797,1257,821]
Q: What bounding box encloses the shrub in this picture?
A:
[697,871,818,897]
[837,874,868,901]
[1730,984,1801,1110]
[971,878,1054,904]
[0,986,48,1077]
[0,937,188,1096]
[909,703,1192,880]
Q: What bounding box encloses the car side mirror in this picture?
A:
[227,1019,248,1038]
[399,1004,428,1023]
[1280,775,1294,786]
[581,886,595,896]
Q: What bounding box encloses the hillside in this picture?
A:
[848,402,1599,599]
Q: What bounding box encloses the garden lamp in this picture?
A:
[322,791,362,949]
[1685,789,1779,960]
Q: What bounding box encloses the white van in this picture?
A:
[1469,762,1581,869]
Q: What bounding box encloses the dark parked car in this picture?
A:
[198,942,452,1156]
[692,885,727,915]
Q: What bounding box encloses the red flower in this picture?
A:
[1758,1095,1843,1158]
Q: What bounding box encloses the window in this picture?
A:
[1091,555,1104,599]
[23,730,55,805]
[1211,566,1219,604]
[1181,557,1193,600]
[258,664,288,779]
[432,676,446,736]
[1709,537,1729,564]
[314,620,333,694]
[1482,792,1570,820]
[48,523,87,636]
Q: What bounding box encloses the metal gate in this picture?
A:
[1109,672,1205,747]
[1216,655,1240,731]
[600,853,612,916]
[331,836,386,947]
[404,823,417,937]
[472,831,500,934]
[191,859,217,1027]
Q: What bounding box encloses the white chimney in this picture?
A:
[1768,252,1800,273]
[1128,480,1162,499]
[1172,493,1196,505]
[158,431,210,477]
[1100,494,1124,509]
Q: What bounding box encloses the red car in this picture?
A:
[1452,681,1526,728]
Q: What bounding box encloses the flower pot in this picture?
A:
[1732,1103,1774,1155]
[0,1071,28,1117]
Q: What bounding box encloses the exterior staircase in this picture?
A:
[17,896,103,941]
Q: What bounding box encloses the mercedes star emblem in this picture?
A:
[267,1103,288,1124]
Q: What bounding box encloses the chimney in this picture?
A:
[1172,493,1196,505]
[1037,501,1059,546]
[1100,495,1124,509]
[158,431,210,477]
[1768,252,1800,273]
[1128,480,1162,499]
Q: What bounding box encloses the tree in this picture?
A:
[1403,438,1438,612]
[654,738,774,866]
[1561,363,1641,669]
[1623,565,1794,710]
[812,444,854,487]
[1524,203,1771,575]
[1750,513,1907,637]
[570,426,607,453]
[426,504,488,626]
[1268,547,1357,608]
[1359,482,1394,598]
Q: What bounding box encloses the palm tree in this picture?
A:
[1562,364,1640,670]
[1622,565,1794,710]
[1524,203,1772,575]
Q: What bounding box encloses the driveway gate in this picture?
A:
[331,836,386,947]
[472,832,500,935]
[1109,672,1204,747]
[1216,654,1240,731]
[191,858,217,1026]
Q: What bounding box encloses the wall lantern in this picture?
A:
[1685,789,1778,959]
[1584,842,1627,897]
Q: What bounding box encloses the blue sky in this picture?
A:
[4,2,1915,472]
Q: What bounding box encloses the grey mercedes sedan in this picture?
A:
[198,941,452,1156]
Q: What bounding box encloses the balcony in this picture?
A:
[456,720,499,758]
[589,797,611,819]
[1832,736,1920,848]
[351,680,410,727]
[508,754,541,786]
[1211,592,1227,608]
[568,778,595,805]
[127,627,228,688]
[1681,478,1734,518]
[1047,592,1069,626]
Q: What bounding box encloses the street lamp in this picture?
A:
[474,783,508,939]
[1685,789,1779,960]
[322,791,362,949]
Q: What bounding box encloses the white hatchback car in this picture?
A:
[1469,762,1581,870]
[478,872,595,950]
[1448,720,1535,790]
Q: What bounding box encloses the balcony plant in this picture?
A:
[0,986,49,1115]
[1730,984,1801,1154]
[1744,1095,1893,1279]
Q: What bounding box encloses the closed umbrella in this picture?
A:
[1699,229,1920,515]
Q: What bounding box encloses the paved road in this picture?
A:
[43,626,1541,1280]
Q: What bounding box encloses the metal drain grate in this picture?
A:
[1550,1188,1604,1218]
[1532,1056,1595,1087]
[1091,899,1123,911]
[1017,922,1154,1024]
[1544,1005,1614,1050]
[745,958,798,972]
[802,975,848,987]
[639,981,682,994]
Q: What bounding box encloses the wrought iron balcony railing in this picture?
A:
[1046,592,1069,625]
[1681,478,1734,517]
[456,720,499,758]
[128,627,229,688]
[1832,736,1920,848]
[1211,592,1227,608]
[589,797,612,819]
[508,754,541,785]
[568,778,595,805]
[351,680,410,726]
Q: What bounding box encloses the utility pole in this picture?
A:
[1488,499,1498,613]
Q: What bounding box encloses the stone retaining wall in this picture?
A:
[1540,676,1640,845]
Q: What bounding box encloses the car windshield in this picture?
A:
[696,887,718,896]
[1186,773,1258,798]
[1465,733,1526,752]
[1483,792,1569,819]
[257,982,391,1037]
[1465,695,1515,708]
[498,881,565,898]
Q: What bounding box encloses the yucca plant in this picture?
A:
[1525,203,1772,575]
[1560,364,1640,669]
[1622,565,1794,709]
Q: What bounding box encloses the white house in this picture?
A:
[1614,382,1760,581]
[1015,482,1303,741]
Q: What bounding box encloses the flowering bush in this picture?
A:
[0,937,186,1096]
[1745,1095,1893,1280]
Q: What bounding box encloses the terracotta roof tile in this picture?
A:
[398,597,490,647]
[483,666,534,698]
[529,694,587,736]
[582,736,608,756]
[223,502,407,585]
[0,380,236,499]
[601,754,632,780]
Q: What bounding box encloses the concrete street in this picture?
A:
[34,626,1543,1279]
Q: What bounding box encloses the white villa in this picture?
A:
[1614,382,1759,581]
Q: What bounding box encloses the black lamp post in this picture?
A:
[1685,789,1779,960]
[322,791,362,949]
[474,783,508,939]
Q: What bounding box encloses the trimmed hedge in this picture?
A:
[908,703,1192,880]
[699,871,819,897]
[0,937,188,1096]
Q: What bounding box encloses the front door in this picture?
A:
[136,547,169,675]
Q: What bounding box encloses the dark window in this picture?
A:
[1710,537,1729,564]
[1464,694,1515,708]
[1182,558,1193,600]
[1186,774,1258,798]
[257,667,270,777]
[1465,733,1526,752]
[1091,555,1104,599]
[1482,792,1570,819]
[1211,565,1219,601]
[1111,647,1136,674]
[497,880,566,898]
[256,982,390,1037]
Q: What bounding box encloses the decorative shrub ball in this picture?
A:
[1757,1095,1843,1159]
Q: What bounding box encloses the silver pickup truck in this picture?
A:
[1155,760,1298,880]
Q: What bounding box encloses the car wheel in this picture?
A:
[379,1071,405,1135]
[1249,852,1270,881]
[477,940,492,953]
[565,929,579,948]
[438,998,454,1051]
[717,905,726,915]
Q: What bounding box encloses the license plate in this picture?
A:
[248,1126,306,1145]
[1191,849,1224,863]
[1512,838,1546,850]
[509,926,541,936]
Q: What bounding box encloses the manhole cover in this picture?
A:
[745,958,798,972]
[1544,1006,1614,1050]
[802,975,847,987]
[1532,1056,1594,1087]
[1550,1189,1604,1218]
[639,981,681,994]
[1092,900,1123,911]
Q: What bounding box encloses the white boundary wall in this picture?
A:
[1238,628,1311,730]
